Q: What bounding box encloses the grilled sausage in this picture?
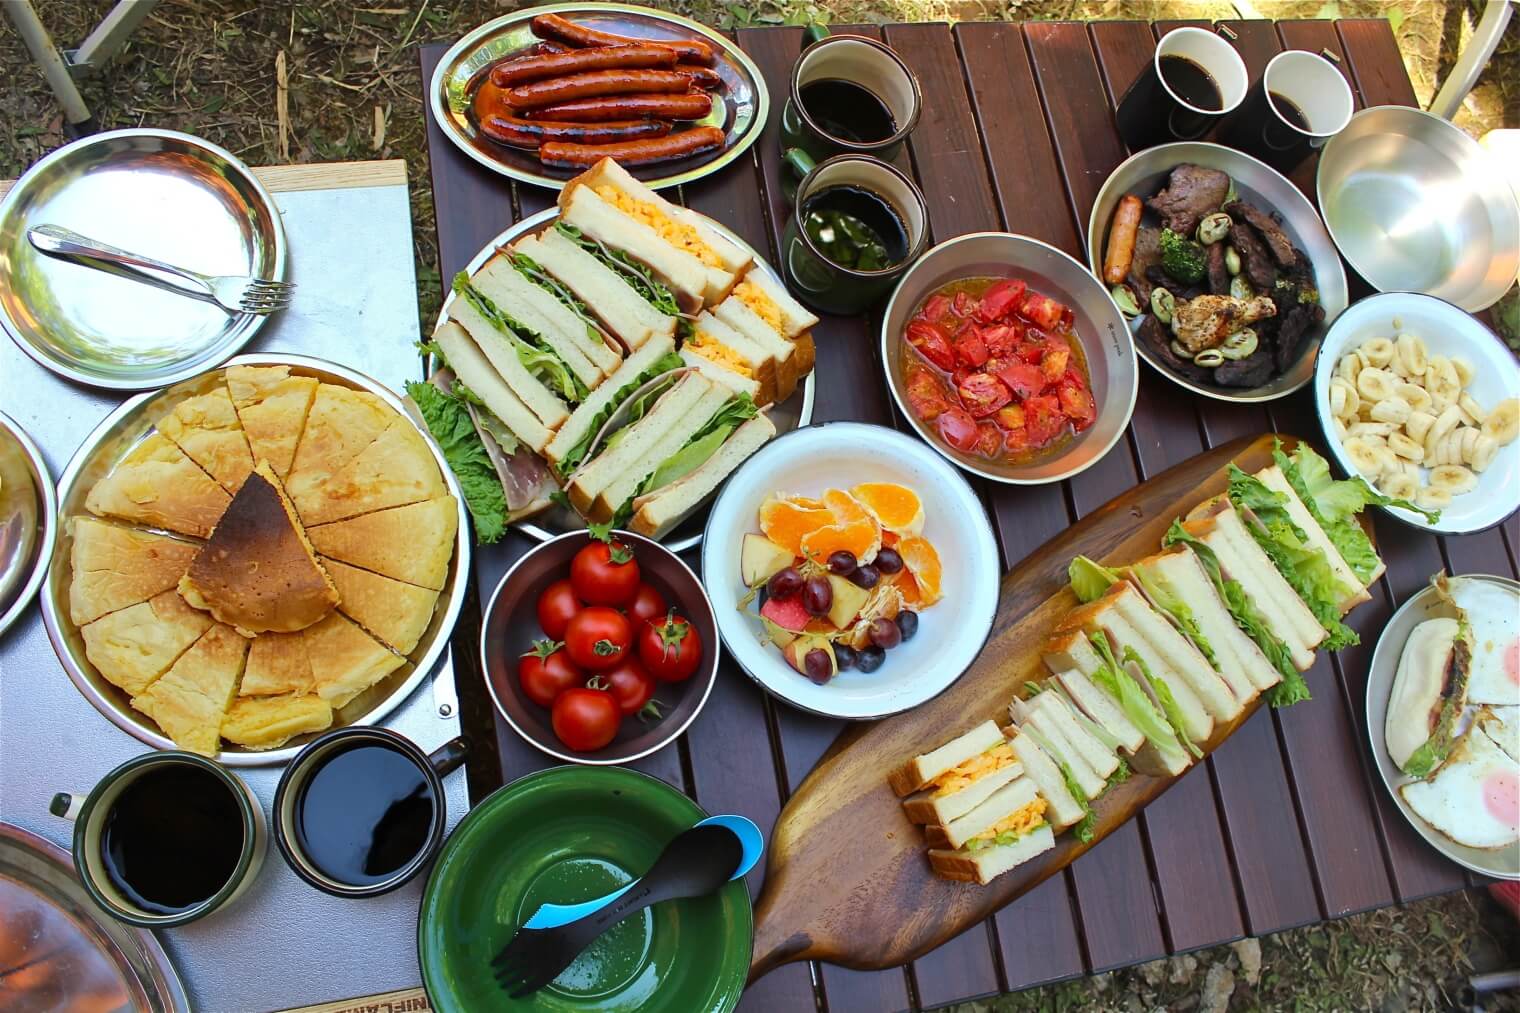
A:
[490,44,678,86]
[675,63,722,89]
[539,126,726,168]
[530,12,716,66]
[520,91,715,122]
[1103,194,1143,285]
[507,69,691,109]
[478,114,674,150]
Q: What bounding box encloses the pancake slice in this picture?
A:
[292,416,446,526]
[68,518,200,625]
[84,434,231,538]
[156,386,254,493]
[81,589,214,696]
[307,496,458,592]
[284,384,394,510]
[226,365,319,478]
[240,631,315,696]
[220,693,333,750]
[179,461,338,635]
[323,556,439,655]
[303,611,405,709]
[131,623,249,756]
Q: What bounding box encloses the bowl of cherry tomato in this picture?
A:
[480,528,718,764]
[881,231,1138,484]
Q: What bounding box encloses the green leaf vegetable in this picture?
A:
[553,351,685,477]
[454,272,589,402]
[1126,564,1218,668]
[406,381,507,544]
[611,394,760,528]
[510,251,607,349]
[555,223,682,320]
[1068,555,1119,603]
[1122,645,1203,759]
[1400,618,1471,778]
[1087,632,1190,772]
[1022,724,1095,844]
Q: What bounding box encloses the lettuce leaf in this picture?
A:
[553,351,685,477]
[406,381,507,544]
[1069,556,1120,603]
[1087,632,1190,771]
[964,824,1043,853]
[1122,646,1204,758]
[1127,563,1218,668]
[612,395,761,527]
[555,222,681,319]
[454,273,588,402]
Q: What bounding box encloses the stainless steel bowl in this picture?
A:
[1087,142,1349,402]
[881,232,1138,484]
[1317,106,1520,313]
[40,354,472,766]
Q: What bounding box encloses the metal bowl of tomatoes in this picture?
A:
[479,529,719,765]
[881,231,1138,484]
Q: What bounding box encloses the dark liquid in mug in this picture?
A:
[101,765,244,915]
[1159,55,1223,110]
[802,185,909,271]
[1268,92,1311,132]
[799,79,896,143]
[294,743,435,886]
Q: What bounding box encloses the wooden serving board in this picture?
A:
[749,433,1306,980]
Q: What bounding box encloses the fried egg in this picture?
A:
[1399,724,1519,850]
[1480,706,1518,763]
[1449,578,1520,706]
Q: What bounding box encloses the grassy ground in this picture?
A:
[3,3,1519,1010]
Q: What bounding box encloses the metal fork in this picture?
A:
[27,224,294,315]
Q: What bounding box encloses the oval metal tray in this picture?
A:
[429,2,768,191]
[40,354,471,766]
[0,410,55,637]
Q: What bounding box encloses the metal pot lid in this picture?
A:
[0,129,286,390]
[0,410,55,637]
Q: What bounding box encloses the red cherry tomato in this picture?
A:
[536,579,583,640]
[517,639,584,708]
[638,609,703,682]
[570,536,641,606]
[564,606,632,670]
[624,583,667,627]
[593,657,657,716]
[551,687,621,751]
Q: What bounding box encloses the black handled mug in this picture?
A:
[1115,26,1249,150]
[1218,49,1354,172]
[780,23,922,165]
[273,727,468,898]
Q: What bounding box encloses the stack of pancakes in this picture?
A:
[68,365,459,756]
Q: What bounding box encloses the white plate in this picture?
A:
[700,422,1000,720]
[1364,573,1519,880]
[1313,291,1520,535]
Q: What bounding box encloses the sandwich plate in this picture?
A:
[39,354,472,766]
[1364,573,1520,880]
[430,2,768,192]
[701,422,1000,720]
[439,207,814,552]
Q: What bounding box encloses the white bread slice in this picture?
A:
[932,777,1041,850]
[591,381,732,523]
[1256,465,1370,611]
[680,348,761,402]
[431,323,552,453]
[1007,730,1084,830]
[685,311,776,404]
[447,291,569,430]
[930,822,1055,885]
[630,412,775,539]
[514,227,676,352]
[1022,710,1106,798]
[1107,581,1242,722]
[901,759,1022,826]
[730,269,818,338]
[543,334,677,473]
[1042,631,1145,753]
[1028,693,1119,780]
[887,720,1004,797]
[475,254,618,380]
[713,294,798,399]
[567,371,709,516]
[559,184,709,313]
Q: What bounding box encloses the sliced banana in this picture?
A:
[1336,352,1363,386]
[1458,392,1487,426]
[1416,487,1451,512]
[1332,416,1347,439]
[1435,430,1464,466]
[1379,472,1418,500]
[1459,427,1480,464]
[1481,398,1519,445]
[1369,397,1412,425]
[1393,333,1427,377]
[1360,337,1395,368]
[1329,378,1358,419]
[1348,421,1397,438]
[1426,356,1461,403]
[1356,366,1396,403]
[1388,431,1423,461]
[1452,356,1475,387]
[1428,404,1464,448]
[1342,436,1386,479]
[1405,409,1437,444]
[1429,464,1478,495]
[1370,444,1400,478]
[1470,433,1498,473]
[1395,382,1432,413]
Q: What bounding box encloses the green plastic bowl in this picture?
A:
[417,766,752,1012]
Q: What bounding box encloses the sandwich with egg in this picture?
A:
[890,720,1025,826]
[1386,575,1473,778]
[711,270,817,404]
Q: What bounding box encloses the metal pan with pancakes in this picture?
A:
[40,354,471,766]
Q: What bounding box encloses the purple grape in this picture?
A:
[802,576,832,616]
[834,644,858,671]
[856,645,885,673]
[827,550,858,575]
[767,567,802,600]
[803,648,833,684]
[874,547,904,574]
[868,617,901,649]
[848,564,880,589]
[896,609,919,641]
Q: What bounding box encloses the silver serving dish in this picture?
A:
[1317,106,1520,313]
[437,207,814,551]
[430,2,768,191]
[1364,574,1519,880]
[1087,141,1348,402]
[881,232,1137,485]
[0,410,55,637]
[39,354,471,766]
[0,129,286,390]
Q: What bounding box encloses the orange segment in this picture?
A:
[899,537,942,606]
[889,568,921,605]
[759,495,834,556]
[800,516,881,566]
[850,482,925,536]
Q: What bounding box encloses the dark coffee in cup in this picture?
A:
[801,184,910,272]
[798,79,897,145]
[1218,50,1354,172]
[293,740,437,887]
[1116,27,1247,151]
[1157,55,1222,111]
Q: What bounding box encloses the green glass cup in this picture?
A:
[781,150,929,315]
[780,24,922,165]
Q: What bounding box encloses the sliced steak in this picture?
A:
[1228,222,1278,291]
[1225,200,1295,266]
[1128,226,1163,302]
[1206,241,1230,295]
[1145,163,1230,236]
[1214,348,1275,387]
[1138,314,1211,385]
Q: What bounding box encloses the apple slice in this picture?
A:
[741,533,794,587]
[825,574,869,629]
[760,595,809,634]
[783,635,838,684]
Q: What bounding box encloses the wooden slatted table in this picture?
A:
[419,19,1517,1010]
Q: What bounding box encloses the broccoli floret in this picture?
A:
[1159,228,1207,285]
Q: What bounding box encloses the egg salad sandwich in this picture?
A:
[1006,728,1086,833]
[925,775,1056,885]
[680,310,772,405]
[712,271,818,403]
[890,721,1025,826]
[560,158,753,308]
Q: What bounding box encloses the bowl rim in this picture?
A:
[879,230,1139,485]
[1312,289,1520,536]
[479,528,720,764]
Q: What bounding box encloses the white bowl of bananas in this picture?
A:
[1314,291,1520,535]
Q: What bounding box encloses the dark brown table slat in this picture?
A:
[1335,19,1420,107]
[1444,530,1520,581]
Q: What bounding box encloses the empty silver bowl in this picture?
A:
[1317,106,1520,312]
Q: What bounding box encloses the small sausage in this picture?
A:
[1104,194,1143,285]
[531,12,716,66]
[521,91,715,123]
[539,126,726,168]
[479,114,673,150]
[675,63,722,89]
[507,69,691,110]
[490,44,678,87]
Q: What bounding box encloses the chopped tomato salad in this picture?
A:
[902,277,1096,463]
